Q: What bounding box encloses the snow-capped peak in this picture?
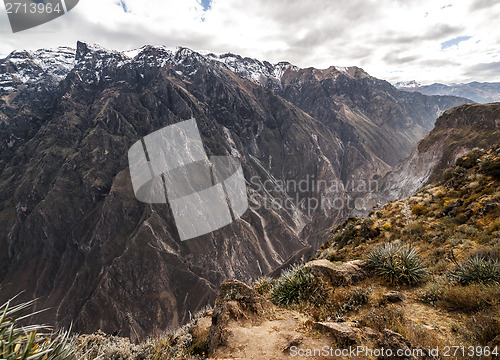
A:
[394,80,421,88]
[0,46,76,91]
[1,42,356,92]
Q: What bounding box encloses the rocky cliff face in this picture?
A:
[354,102,500,216]
[0,41,470,338]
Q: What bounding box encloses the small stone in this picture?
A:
[384,291,407,303]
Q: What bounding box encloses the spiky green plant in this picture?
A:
[269,265,327,308]
[0,296,78,360]
[367,243,428,285]
[451,256,500,285]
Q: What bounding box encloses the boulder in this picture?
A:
[206,280,272,354]
[378,329,429,359]
[281,334,303,353]
[305,259,368,286]
[314,321,360,345]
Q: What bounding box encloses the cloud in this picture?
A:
[470,0,498,11]
[0,0,499,84]
[465,62,500,78]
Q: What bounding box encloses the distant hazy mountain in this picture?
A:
[394,81,500,104]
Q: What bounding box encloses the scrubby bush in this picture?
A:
[451,256,500,285]
[0,297,78,360]
[411,205,427,216]
[269,265,328,308]
[381,222,392,231]
[367,243,428,285]
[481,158,500,178]
[331,286,373,319]
[253,276,276,296]
[416,278,449,306]
[456,149,484,169]
[489,221,500,233]
[453,213,468,225]
[439,284,499,312]
[462,312,500,345]
[359,304,407,333]
[468,246,500,262]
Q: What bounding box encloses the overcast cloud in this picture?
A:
[0,0,499,84]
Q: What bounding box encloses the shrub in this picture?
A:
[489,221,500,233]
[481,158,500,178]
[453,213,468,225]
[253,276,275,295]
[331,286,373,318]
[416,278,449,306]
[468,246,500,262]
[269,265,328,308]
[439,284,499,312]
[451,256,500,285]
[381,222,392,231]
[359,304,407,333]
[366,243,428,285]
[0,297,78,360]
[412,205,427,216]
[456,150,483,169]
[188,337,207,356]
[462,312,500,345]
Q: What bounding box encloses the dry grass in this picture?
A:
[438,284,500,313]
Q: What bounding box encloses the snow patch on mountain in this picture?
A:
[1,41,354,91]
[0,47,75,91]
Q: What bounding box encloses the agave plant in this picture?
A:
[367,243,428,285]
[0,296,78,360]
[269,265,328,308]
[451,256,500,285]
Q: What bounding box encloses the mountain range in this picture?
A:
[0,41,471,338]
[394,80,500,104]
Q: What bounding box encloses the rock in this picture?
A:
[305,259,368,286]
[207,280,272,354]
[378,329,429,359]
[281,334,303,353]
[363,326,379,340]
[384,291,407,303]
[314,321,360,345]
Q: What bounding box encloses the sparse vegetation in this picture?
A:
[4,148,499,360]
[438,283,500,313]
[416,277,449,306]
[331,286,373,319]
[462,312,500,345]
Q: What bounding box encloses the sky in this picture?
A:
[0,0,499,84]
